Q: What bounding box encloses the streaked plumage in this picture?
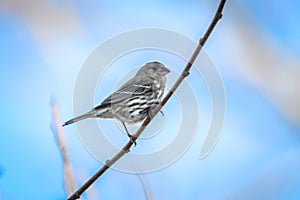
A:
[63,61,170,140]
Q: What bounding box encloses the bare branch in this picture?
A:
[51,100,77,196]
[136,172,154,200]
[67,0,227,199]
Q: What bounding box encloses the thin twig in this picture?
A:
[51,100,77,196]
[67,0,226,199]
[136,172,154,200]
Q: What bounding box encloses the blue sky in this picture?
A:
[1,1,300,199]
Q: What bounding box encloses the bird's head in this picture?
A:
[136,61,170,78]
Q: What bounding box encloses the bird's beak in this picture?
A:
[163,66,171,75]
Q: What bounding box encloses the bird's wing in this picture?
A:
[94,76,154,109]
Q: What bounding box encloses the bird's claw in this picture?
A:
[128,135,137,147]
[159,110,164,116]
[122,122,137,146]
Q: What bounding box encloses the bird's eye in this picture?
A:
[152,67,157,71]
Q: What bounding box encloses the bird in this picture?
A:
[62,61,170,143]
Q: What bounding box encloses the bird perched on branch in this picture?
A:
[63,61,170,143]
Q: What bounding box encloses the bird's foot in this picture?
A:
[122,122,137,146]
[159,110,164,116]
[128,134,137,147]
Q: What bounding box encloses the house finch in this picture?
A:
[63,61,170,142]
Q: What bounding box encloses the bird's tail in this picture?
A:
[62,110,97,127]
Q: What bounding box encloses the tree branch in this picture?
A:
[67,0,226,199]
[136,172,154,200]
[51,100,77,196]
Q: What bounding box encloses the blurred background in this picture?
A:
[1,0,300,199]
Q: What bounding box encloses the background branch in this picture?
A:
[136,172,154,200]
[50,100,77,196]
[68,0,227,199]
